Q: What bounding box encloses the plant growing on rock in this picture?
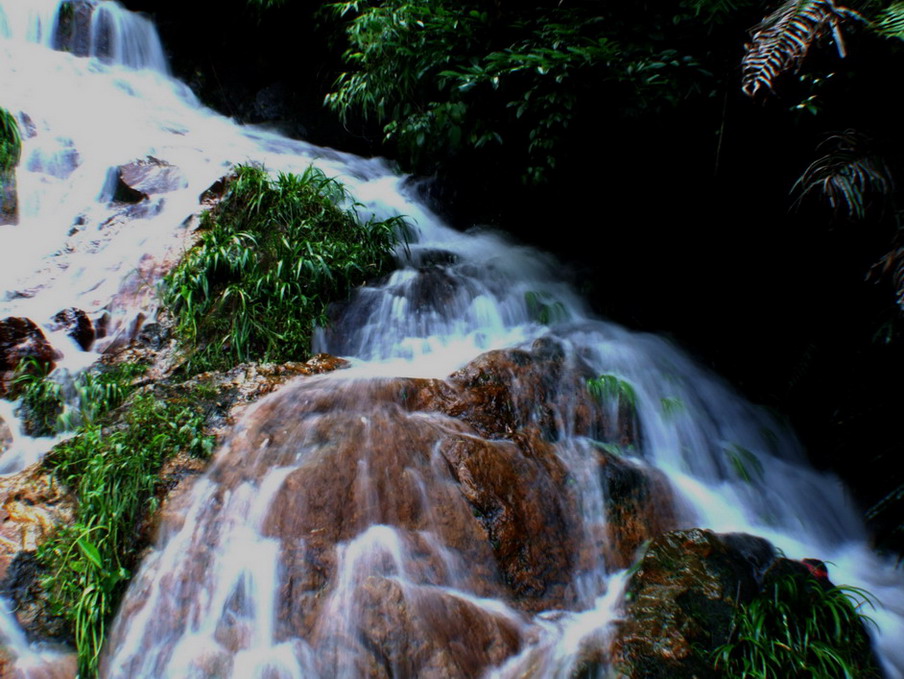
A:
[38,388,212,678]
[11,357,65,437]
[713,571,880,678]
[164,163,404,373]
[0,107,21,174]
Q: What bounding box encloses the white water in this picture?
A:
[2,2,903,677]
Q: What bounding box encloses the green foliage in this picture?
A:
[61,362,148,429]
[11,358,64,437]
[324,1,707,183]
[714,573,879,678]
[524,291,568,325]
[793,130,895,221]
[38,390,212,677]
[164,164,403,373]
[587,374,638,411]
[742,0,862,98]
[0,107,21,173]
[874,1,904,39]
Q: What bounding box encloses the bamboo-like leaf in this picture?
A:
[742,0,861,97]
[792,130,894,220]
[874,1,904,40]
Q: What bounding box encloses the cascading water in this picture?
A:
[2,2,903,677]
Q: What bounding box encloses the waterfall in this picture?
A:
[2,2,903,677]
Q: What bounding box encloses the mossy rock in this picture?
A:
[611,528,776,678]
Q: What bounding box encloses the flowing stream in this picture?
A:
[2,3,904,677]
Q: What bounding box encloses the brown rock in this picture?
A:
[0,318,59,398]
[598,453,679,569]
[49,308,95,351]
[0,465,76,644]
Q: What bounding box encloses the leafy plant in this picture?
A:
[11,357,65,437]
[38,390,213,677]
[793,130,895,220]
[587,374,638,411]
[0,106,21,173]
[163,163,404,373]
[324,0,707,183]
[741,0,862,97]
[874,1,904,39]
[713,572,879,678]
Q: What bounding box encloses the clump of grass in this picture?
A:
[11,357,64,437]
[164,163,405,373]
[37,390,213,677]
[713,572,880,678]
[61,362,148,429]
[10,359,147,437]
[0,107,21,173]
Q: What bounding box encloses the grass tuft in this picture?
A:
[713,572,880,678]
[163,163,406,373]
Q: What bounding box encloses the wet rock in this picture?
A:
[114,157,187,203]
[1,168,17,226]
[611,528,777,678]
[0,317,59,398]
[0,650,78,679]
[1,415,11,457]
[598,453,679,569]
[315,575,522,678]
[52,0,98,57]
[0,465,75,583]
[49,308,95,351]
[0,465,76,645]
[440,340,626,443]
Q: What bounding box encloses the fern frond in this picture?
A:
[874,1,904,40]
[792,130,894,220]
[742,0,862,97]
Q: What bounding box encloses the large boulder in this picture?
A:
[102,340,671,678]
[0,317,58,398]
[611,528,777,678]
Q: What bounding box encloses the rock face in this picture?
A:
[0,317,58,398]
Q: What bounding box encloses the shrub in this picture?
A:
[164,164,404,373]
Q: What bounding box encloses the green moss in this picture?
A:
[164,163,405,373]
[37,387,213,678]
